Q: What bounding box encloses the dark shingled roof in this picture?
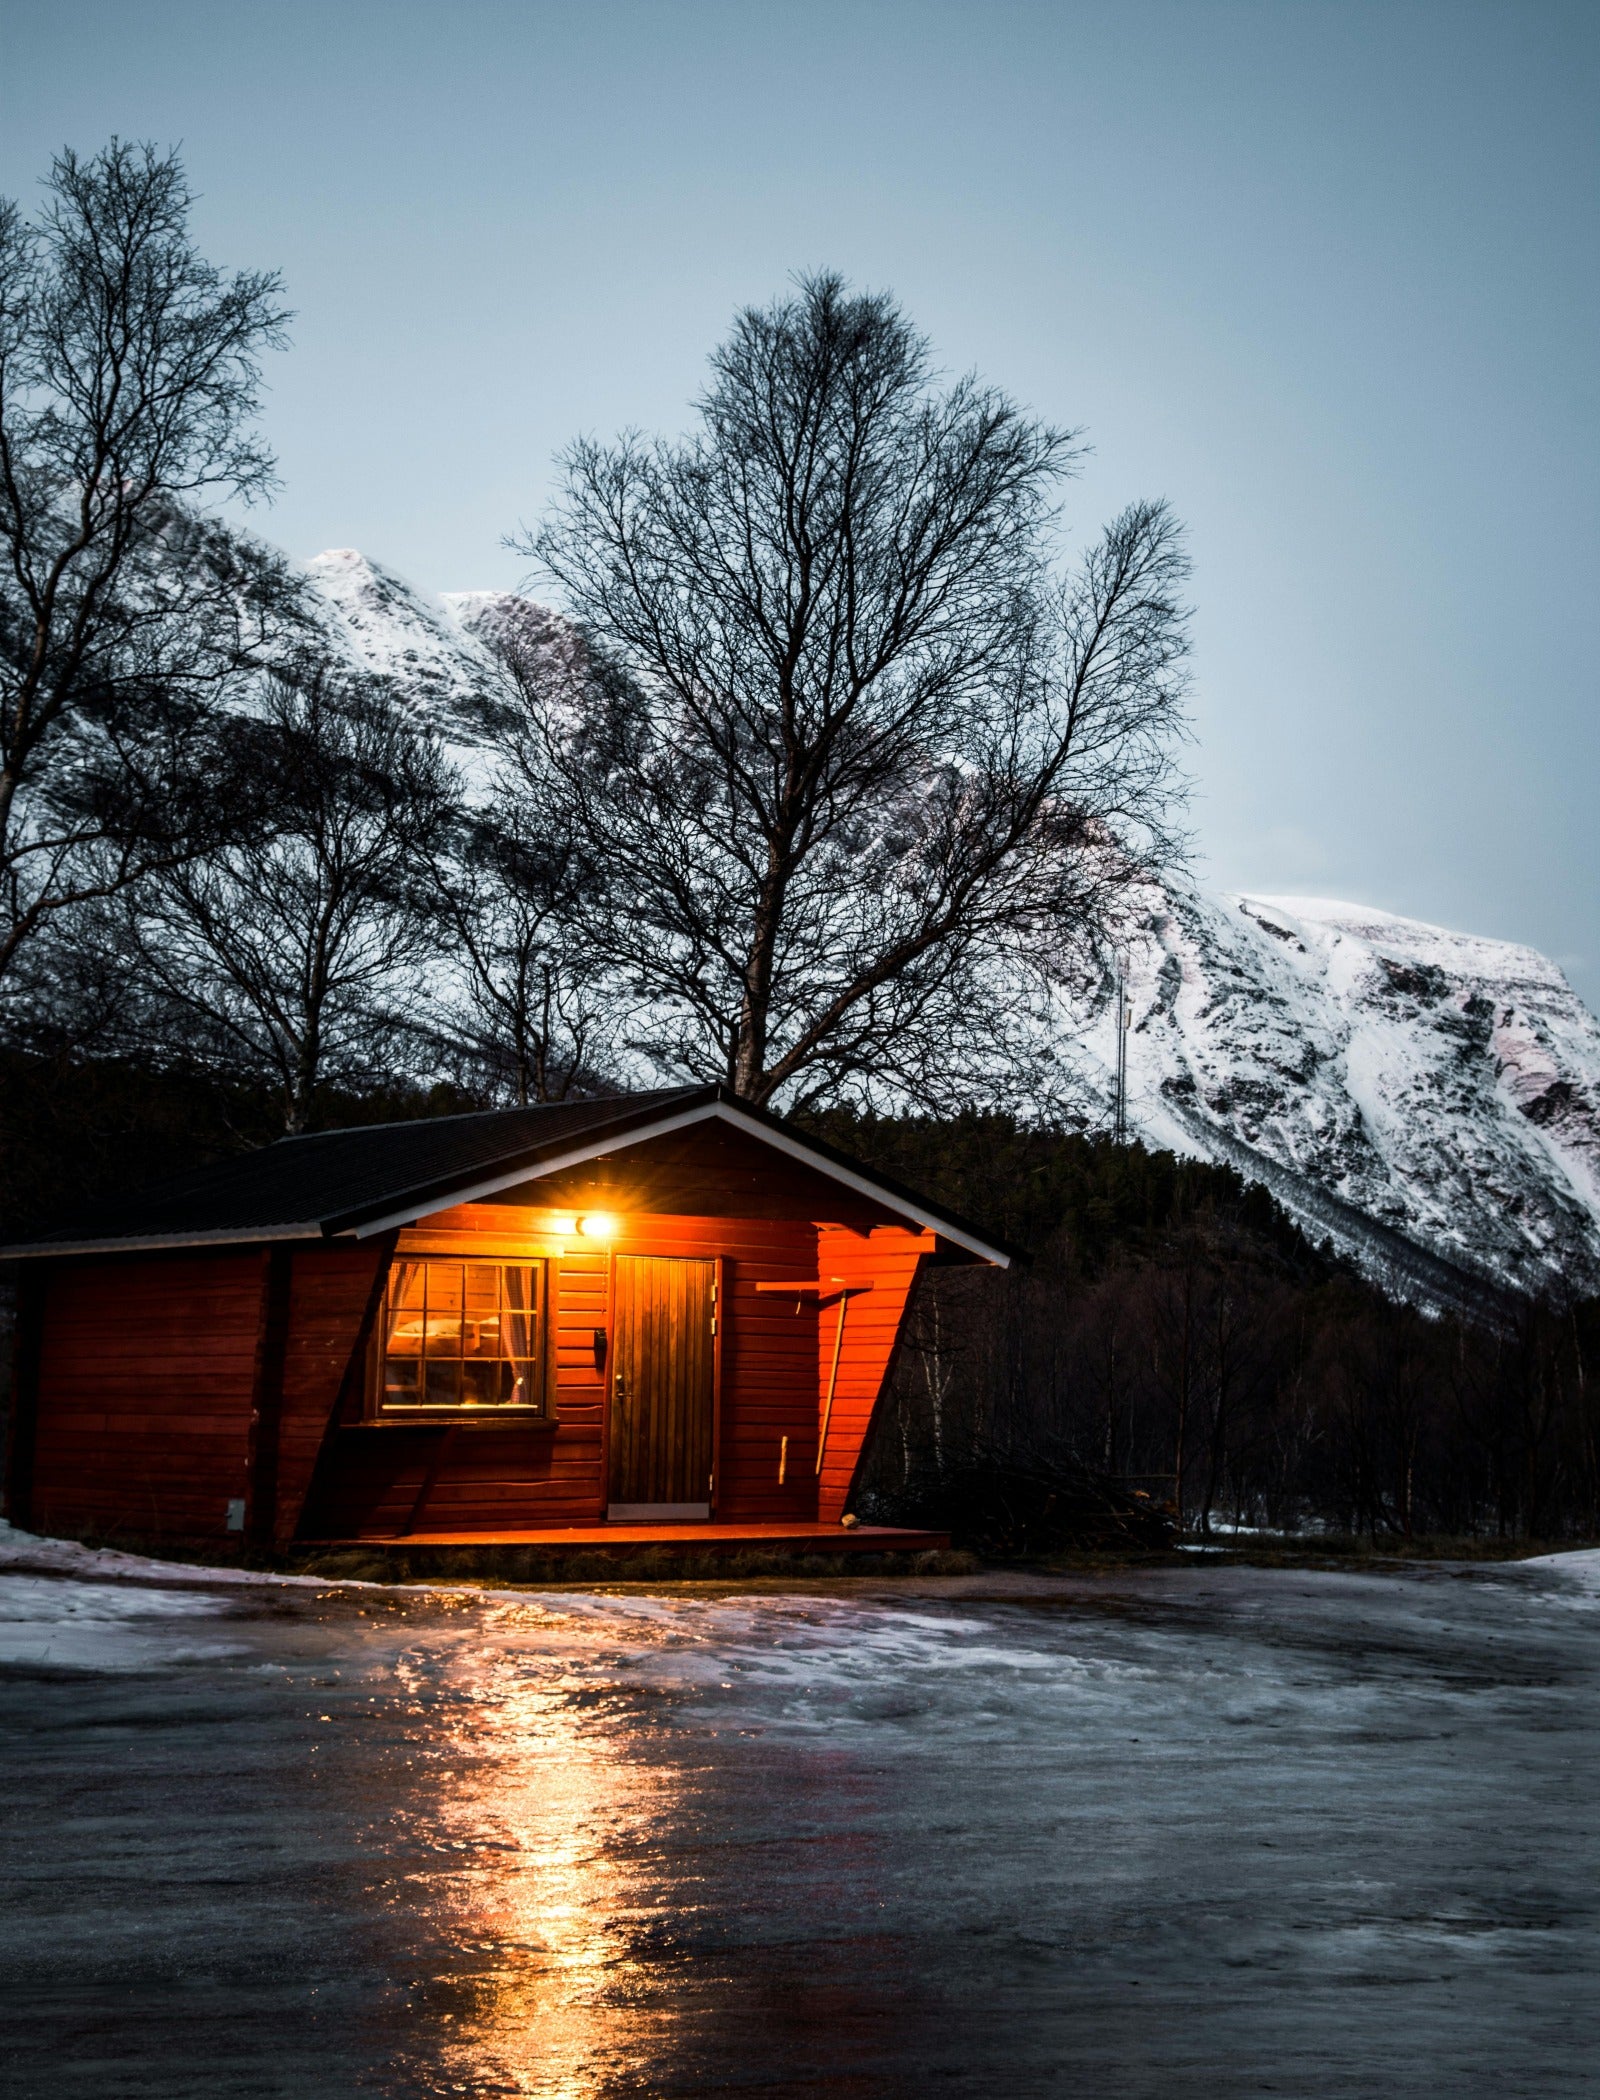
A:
[1,1084,1017,1264]
[10,1088,706,1252]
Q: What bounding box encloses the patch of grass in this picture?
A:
[284,1543,981,1586]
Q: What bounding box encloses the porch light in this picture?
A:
[546,1216,577,1235]
[577,1212,618,1239]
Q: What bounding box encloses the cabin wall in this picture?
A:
[270,1245,391,1546]
[299,1205,825,1537]
[14,1180,946,1545]
[26,1250,264,1544]
[302,1243,610,1537]
[699,1218,821,1523]
[815,1226,935,1525]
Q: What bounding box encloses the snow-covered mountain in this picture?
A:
[301,548,1600,1305]
[1071,885,1600,1306]
[303,548,515,748]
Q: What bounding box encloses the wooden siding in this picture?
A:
[28,1251,264,1542]
[301,1244,610,1536]
[269,1245,391,1546]
[717,1240,820,1522]
[301,1206,824,1535]
[814,1226,935,1525]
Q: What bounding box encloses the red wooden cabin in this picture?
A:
[2,1086,1010,1556]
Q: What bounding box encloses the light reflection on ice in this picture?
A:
[1,1550,1595,2095]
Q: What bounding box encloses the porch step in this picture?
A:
[330,1521,949,1554]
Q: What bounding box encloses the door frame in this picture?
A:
[601,1248,724,1521]
[710,1255,725,1517]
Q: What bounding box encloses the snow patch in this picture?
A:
[0,1519,361,1592]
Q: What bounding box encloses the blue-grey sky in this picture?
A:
[4,0,1597,997]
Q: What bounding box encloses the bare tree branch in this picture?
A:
[125,667,454,1132]
[0,140,294,991]
[515,273,1189,1110]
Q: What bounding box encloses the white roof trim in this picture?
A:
[349,1098,1012,1266]
[0,1222,322,1261]
[0,1099,1012,1267]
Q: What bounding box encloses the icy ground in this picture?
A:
[0,1536,1595,2098]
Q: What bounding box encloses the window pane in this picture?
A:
[464,1264,499,1313]
[503,1267,537,1360]
[385,1262,427,1359]
[425,1264,466,1358]
[460,1359,508,1407]
[462,1265,500,1363]
[424,1358,461,1408]
[383,1357,420,1405]
[380,1259,543,1413]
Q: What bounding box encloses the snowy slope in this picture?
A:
[305,549,507,722]
[300,550,1600,1302]
[1071,883,1600,1300]
[299,550,584,794]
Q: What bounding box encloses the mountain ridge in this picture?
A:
[301,545,1600,1304]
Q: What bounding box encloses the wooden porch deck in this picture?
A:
[333,1521,948,1555]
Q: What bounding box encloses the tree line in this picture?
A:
[833,1115,1600,1547]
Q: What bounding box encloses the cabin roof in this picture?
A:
[1,1084,1015,1267]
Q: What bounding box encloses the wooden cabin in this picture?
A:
[2,1086,1011,1556]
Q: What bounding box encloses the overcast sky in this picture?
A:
[4,0,1597,998]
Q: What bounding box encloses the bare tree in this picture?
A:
[423,810,617,1105]
[129,668,454,1132]
[0,140,293,992]
[520,272,1188,1111]
[416,601,620,1104]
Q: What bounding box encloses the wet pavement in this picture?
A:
[0,1547,1595,2098]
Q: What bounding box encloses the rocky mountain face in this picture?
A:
[1075,885,1600,1306]
[303,548,1600,1305]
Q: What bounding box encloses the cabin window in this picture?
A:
[376,1259,547,1416]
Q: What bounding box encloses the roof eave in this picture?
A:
[318,1086,723,1238]
[0,1085,1018,1270]
[332,1094,1014,1267]
[0,1222,327,1261]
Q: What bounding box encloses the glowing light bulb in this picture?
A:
[577,1212,618,1240]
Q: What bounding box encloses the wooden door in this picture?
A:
[608,1257,717,1518]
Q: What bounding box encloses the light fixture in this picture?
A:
[546,1215,577,1235]
[577,1212,618,1240]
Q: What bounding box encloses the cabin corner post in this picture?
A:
[3,1263,46,1532]
[246,1245,295,1551]
[288,1232,397,1546]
